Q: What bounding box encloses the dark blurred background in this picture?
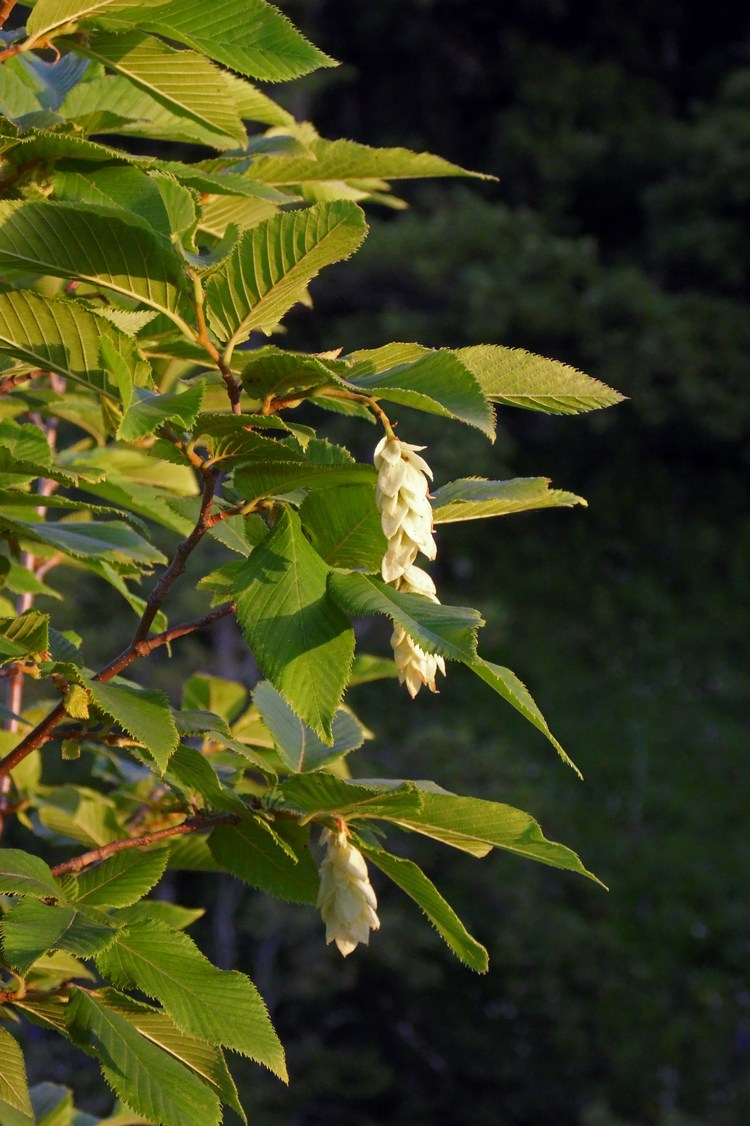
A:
[228,2,750,1123]
[17,1,750,1122]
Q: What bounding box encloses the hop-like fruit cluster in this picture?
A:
[317,827,380,957]
[374,435,446,697]
[374,436,436,583]
[390,565,446,697]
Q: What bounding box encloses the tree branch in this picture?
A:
[97,601,237,683]
[51,812,240,876]
[0,468,232,782]
[129,467,221,646]
[190,273,242,414]
[0,1,17,30]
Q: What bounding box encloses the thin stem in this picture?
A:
[50,812,241,876]
[0,603,237,781]
[97,601,236,683]
[313,387,396,435]
[190,273,242,414]
[129,467,220,647]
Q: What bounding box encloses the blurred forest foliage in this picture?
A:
[239,2,749,1123]
[14,1,750,1124]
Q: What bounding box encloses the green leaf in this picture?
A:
[0,849,64,901]
[457,345,625,415]
[80,31,245,149]
[75,849,169,908]
[106,0,336,82]
[468,658,582,776]
[209,818,319,905]
[0,1027,32,1120]
[81,678,179,770]
[247,137,489,186]
[26,0,171,38]
[254,679,366,772]
[387,789,604,884]
[96,923,287,1080]
[328,572,483,663]
[181,673,247,724]
[37,785,123,848]
[67,988,222,1126]
[0,517,166,569]
[239,345,345,399]
[116,902,204,932]
[232,508,355,740]
[349,653,399,684]
[0,290,151,396]
[346,344,495,438]
[26,1082,74,1126]
[1,900,118,975]
[220,70,294,127]
[205,201,368,350]
[162,745,244,813]
[363,846,489,972]
[431,476,587,523]
[0,611,49,665]
[299,483,386,571]
[0,200,188,317]
[277,774,423,823]
[96,990,246,1125]
[117,382,205,442]
[233,459,376,501]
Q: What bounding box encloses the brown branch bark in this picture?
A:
[51,812,240,876]
[0,0,17,29]
[0,466,232,783]
[129,466,221,646]
[0,603,237,781]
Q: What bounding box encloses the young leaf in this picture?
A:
[0,1027,33,1120]
[346,345,495,439]
[468,658,582,776]
[277,774,422,823]
[247,137,489,186]
[106,0,337,82]
[209,818,319,905]
[75,848,169,908]
[299,484,387,571]
[97,990,246,1125]
[253,679,367,772]
[456,345,625,415]
[181,673,247,724]
[0,200,188,317]
[81,678,179,770]
[232,507,355,741]
[37,785,123,848]
[80,31,246,149]
[117,382,205,442]
[328,572,483,663]
[362,845,489,973]
[0,849,65,901]
[0,611,49,665]
[205,201,368,350]
[387,789,603,883]
[1,900,119,975]
[431,477,587,523]
[0,290,151,395]
[67,988,222,1126]
[96,923,287,1080]
[26,0,171,39]
[0,517,165,570]
[232,459,376,501]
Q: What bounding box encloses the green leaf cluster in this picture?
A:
[0,3,620,1123]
